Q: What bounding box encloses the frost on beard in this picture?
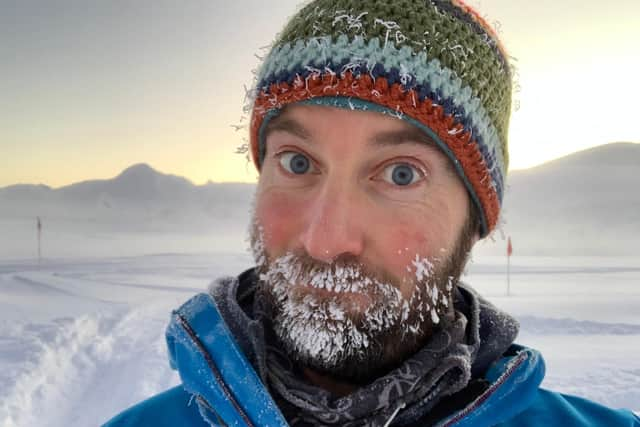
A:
[251,228,454,376]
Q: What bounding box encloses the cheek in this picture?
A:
[376,226,429,281]
[254,188,304,255]
[374,219,449,298]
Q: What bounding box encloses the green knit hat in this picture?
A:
[250,0,512,236]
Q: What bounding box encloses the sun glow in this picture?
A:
[508,53,639,171]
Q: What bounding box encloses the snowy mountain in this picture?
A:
[58,163,195,202]
[477,142,640,255]
[1,143,639,258]
[0,164,256,258]
[0,163,255,226]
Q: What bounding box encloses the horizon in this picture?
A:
[1,140,638,189]
[0,141,640,190]
[2,0,639,187]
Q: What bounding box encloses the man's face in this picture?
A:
[251,104,476,382]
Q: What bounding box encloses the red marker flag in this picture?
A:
[507,236,513,257]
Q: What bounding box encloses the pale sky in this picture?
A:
[1,0,639,188]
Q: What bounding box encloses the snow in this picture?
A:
[1,252,638,426]
[1,155,639,423]
[467,255,640,412]
[0,253,252,427]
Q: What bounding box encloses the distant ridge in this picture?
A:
[2,143,639,255]
[4,143,637,192]
[0,183,52,196]
[58,163,198,202]
[514,142,640,173]
[479,142,640,255]
[0,163,252,192]
[118,163,158,177]
[0,162,256,233]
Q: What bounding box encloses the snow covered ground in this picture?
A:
[1,253,639,426]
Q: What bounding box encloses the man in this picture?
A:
[105,1,640,426]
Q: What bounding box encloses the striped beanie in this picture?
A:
[249,0,512,237]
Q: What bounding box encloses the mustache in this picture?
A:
[259,252,403,295]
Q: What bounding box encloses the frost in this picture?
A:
[399,63,413,86]
[412,255,434,282]
[250,223,267,269]
[446,277,453,292]
[430,308,440,324]
[373,18,402,49]
[332,11,369,33]
[251,225,459,373]
[441,294,449,308]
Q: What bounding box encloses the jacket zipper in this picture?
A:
[177,313,256,427]
[437,351,529,427]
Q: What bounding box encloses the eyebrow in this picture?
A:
[371,128,437,149]
[264,116,311,141]
[373,128,456,175]
[265,116,436,148]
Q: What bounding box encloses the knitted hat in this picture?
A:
[249,0,512,237]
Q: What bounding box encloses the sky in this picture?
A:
[1,0,639,188]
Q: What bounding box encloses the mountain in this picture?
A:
[2,144,639,257]
[0,163,256,231]
[0,163,258,258]
[0,183,53,200]
[515,142,640,170]
[58,163,196,202]
[476,142,640,255]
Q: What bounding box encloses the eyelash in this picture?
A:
[273,149,428,187]
[376,159,427,187]
[274,149,319,176]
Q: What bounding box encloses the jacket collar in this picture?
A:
[166,271,544,427]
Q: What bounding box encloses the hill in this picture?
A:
[2,143,639,258]
[0,164,256,258]
[475,142,640,256]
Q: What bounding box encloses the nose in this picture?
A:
[299,182,365,264]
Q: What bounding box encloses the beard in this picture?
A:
[250,218,476,384]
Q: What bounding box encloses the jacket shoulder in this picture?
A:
[502,388,640,427]
[101,386,207,427]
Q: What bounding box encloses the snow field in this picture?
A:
[0,304,178,427]
[0,253,638,426]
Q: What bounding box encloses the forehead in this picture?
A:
[267,104,426,139]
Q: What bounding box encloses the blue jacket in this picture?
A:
[104,293,640,426]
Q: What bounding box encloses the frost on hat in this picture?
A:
[249,0,512,237]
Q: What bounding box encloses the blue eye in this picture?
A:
[382,163,422,186]
[279,152,311,174]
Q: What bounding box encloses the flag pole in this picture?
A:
[37,216,42,264]
[506,236,512,296]
[507,249,510,296]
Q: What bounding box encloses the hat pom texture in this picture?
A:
[250,0,512,237]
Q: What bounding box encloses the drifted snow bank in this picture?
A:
[0,304,179,427]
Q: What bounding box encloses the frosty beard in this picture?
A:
[250,220,475,384]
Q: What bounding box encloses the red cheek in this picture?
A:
[375,227,427,280]
[255,191,305,255]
